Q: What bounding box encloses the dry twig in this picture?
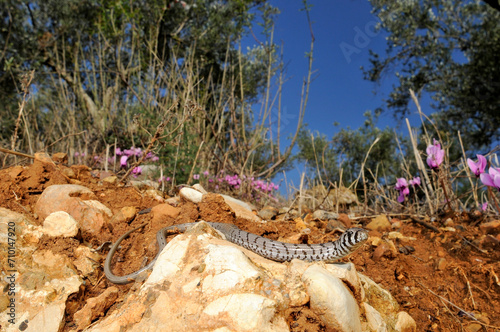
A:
[416,280,500,329]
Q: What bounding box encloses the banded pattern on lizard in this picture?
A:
[104,221,368,284]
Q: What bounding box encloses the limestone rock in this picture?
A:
[312,209,339,221]
[145,188,164,202]
[220,194,257,212]
[192,183,208,194]
[364,302,387,332]
[35,184,111,235]
[129,179,159,190]
[366,215,392,232]
[221,195,262,223]
[73,246,102,278]
[395,311,417,332]
[302,264,362,331]
[203,294,288,332]
[35,184,96,220]
[42,211,78,237]
[51,152,68,163]
[180,187,204,203]
[1,275,81,332]
[109,206,137,227]
[34,151,54,164]
[102,175,118,184]
[258,206,279,220]
[479,220,500,234]
[61,167,76,179]
[10,217,414,332]
[324,262,365,301]
[73,287,119,331]
[358,273,400,320]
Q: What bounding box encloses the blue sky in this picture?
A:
[242,0,426,191]
[258,0,423,131]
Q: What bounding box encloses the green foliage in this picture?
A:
[364,0,500,150]
[0,0,268,131]
[1,0,308,186]
[295,124,338,181]
[296,111,411,186]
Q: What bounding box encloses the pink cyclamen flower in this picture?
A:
[395,178,409,203]
[131,166,142,177]
[426,139,444,170]
[409,177,421,186]
[146,152,159,161]
[480,167,500,190]
[467,154,487,177]
[120,155,128,168]
[193,174,200,180]
[115,147,122,155]
[203,170,209,176]
[481,202,488,211]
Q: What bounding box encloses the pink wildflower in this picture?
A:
[467,154,487,177]
[426,139,444,170]
[395,178,409,203]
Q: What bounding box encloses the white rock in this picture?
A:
[131,293,202,331]
[202,243,263,293]
[220,194,262,223]
[288,258,308,272]
[83,222,415,332]
[180,187,204,203]
[24,302,66,332]
[192,183,208,194]
[325,262,365,301]
[42,211,78,237]
[203,294,287,332]
[302,264,362,332]
[6,275,81,332]
[142,235,191,287]
[220,194,256,211]
[0,208,29,244]
[358,273,399,319]
[395,311,417,332]
[182,277,202,294]
[73,246,102,277]
[363,302,387,332]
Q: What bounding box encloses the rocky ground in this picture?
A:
[1,155,499,331]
